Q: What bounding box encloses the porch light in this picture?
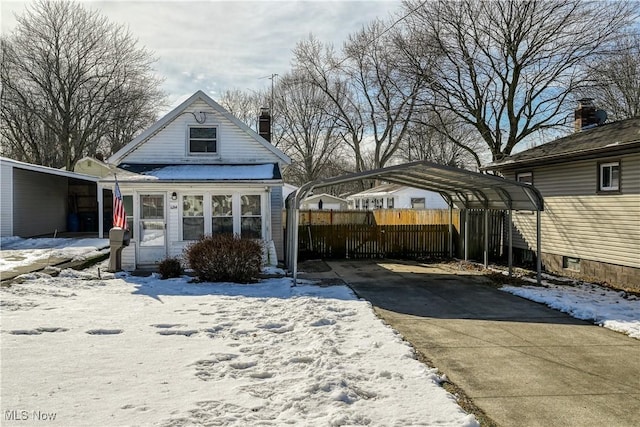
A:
[171,192,177,200]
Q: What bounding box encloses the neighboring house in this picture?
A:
[347,184,447,210]
[300,193,349,210]
[97,90,291,270]
[282,183,299,202]
[484,102,640,290]
[0,157,99,237]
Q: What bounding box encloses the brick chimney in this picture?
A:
[258,107,271,142]
[574,98,597,132]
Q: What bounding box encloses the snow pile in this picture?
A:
[0,237,109,272]
[1,265,477,426]
[501,280,640,339]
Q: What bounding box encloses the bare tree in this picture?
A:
[403,0,639,162]
[0,0,165,169]
[293,36,367,172]
[219,88,265,132]
[272,72,344,185]
[400,109,485,169]
[581,32,640,120]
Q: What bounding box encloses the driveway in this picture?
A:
[320,260,640,427]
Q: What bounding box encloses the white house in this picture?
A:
[347,184,447,210]
[300,193,349,210]
[97,91,291,270]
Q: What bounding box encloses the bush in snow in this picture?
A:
[185,234,263,283]
[158,257,183,279]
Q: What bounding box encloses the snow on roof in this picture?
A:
[112,163,281,181]
[0,156,99,182]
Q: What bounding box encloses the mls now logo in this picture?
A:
[4,410,57,421]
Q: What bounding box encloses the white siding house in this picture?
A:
[99,91,291,270]
[300,193,349,210]
[347,184,447,210]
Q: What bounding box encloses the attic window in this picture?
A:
[189,126,217,154]
[598,161,619,192]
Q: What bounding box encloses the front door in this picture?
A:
[138,194,166,265]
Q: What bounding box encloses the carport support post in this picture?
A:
[464,209,469,261]
[448,203,453,258]
[508,209,513,277]
[97,183,104,239]
[483,208,489,268]
[536,209,542,284]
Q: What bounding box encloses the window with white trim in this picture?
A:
[516,171,533,185]
[182,195,204,240]
[599,161,619,192]
[387,197,394,209]
[212,195,233,235]
[188,126,217,154]
[241,195,262,239]
[411,198,426,209]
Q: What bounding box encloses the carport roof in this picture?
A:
[291,160,543,211]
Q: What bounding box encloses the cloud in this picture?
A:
[1,0,400,104]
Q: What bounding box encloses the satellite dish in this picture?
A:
[595,109,608,125]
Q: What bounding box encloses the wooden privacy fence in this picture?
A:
[286,208,461,227]
[298,224,453,260]
[289,209,504,262]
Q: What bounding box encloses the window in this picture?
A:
[123,195,134,238]
[387,198,394,209]
[139,195,164,247]
[599,161,620,192]
[241,195,262,239]
[516,171,533,185]
[212,195,233,235]
[411,198,426,209]
[182,195,204,240]
[563,256,581,272]
[188,127,217,154]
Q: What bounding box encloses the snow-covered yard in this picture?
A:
[501,274,640,339]
[1,260,477,426]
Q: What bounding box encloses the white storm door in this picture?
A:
[138,194,166,264]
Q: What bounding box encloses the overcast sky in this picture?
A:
[1,0,401,107]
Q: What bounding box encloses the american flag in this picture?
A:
[113,177,127,229]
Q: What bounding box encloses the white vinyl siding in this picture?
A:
[1,161,13,237]
[505,153,640,268]
[119,100,282,164]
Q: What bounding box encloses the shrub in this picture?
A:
[185,234,263,283]
[158,257,183,279]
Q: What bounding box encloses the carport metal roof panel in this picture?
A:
[293,160,543,211]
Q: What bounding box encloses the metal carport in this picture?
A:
[285,160,544,284]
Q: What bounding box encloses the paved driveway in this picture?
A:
[322,260,640,427]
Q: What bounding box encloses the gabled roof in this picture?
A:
[347,183,437,198]
[108,90,291,165]
[484,117,640,171]
[0,156,99,182]
[304,193,348,203]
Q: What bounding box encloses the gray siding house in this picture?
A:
[98,91,291,270]
[484,106,640,290]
